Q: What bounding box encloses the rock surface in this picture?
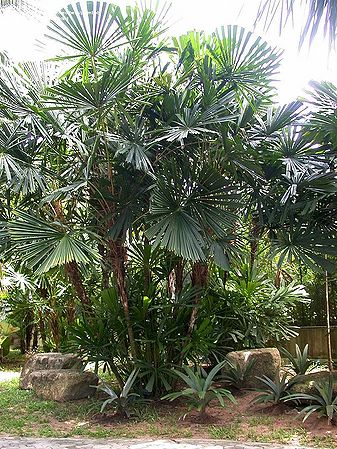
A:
[28,369,98,401]
[20,352,83,390]
[290,370,337,395]
[225,348,281,388]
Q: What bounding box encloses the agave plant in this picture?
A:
[252,371,298,405]
[95,369,143,418]
[280,344,316,375]
[221,358,256,390]
[162,361,236,416]
[286,377,337,425]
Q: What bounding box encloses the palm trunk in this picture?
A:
[50,297,61,351]
[275,268,282,288]
[98,243,110,289]
[179,261,209,365]
[37,288,48,351]
[65,261,91,310]
[53,201,92,311]
[187,261,209,336]
[108,240,138,360]
[250,215,261,271]
[325,266,333,371]
[175,258,184,295]
[32,326,39,351]
[38,311,48,352]
[25,314,34,352]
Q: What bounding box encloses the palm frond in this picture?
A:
[3,211,99,274]
[147,160,240,262]
[45,1,125,61]
[255,0,337,48]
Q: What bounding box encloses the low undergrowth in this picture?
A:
[0,378,336,448]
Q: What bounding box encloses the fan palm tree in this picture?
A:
[1,0,337,367]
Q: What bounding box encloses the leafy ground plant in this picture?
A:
[280,344,316,375]
[286,377,337,425]
[96,368,143,418]
[252,371,297,405]
[162,361,236,417]
[221,358,255,390]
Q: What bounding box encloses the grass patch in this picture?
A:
[246,415,274,426]
[248,428,305,444]
[310,435,336,449]
[209,422,241,440]
[0,377,334,447]
[0,378,102,436]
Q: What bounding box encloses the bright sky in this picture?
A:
[0,0,336,104]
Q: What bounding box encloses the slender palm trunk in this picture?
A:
[53,201,92,311]
[98,243,110,290]
[32,326,39,351]
[65,261,91,309]
[108,240,138,360]
[187,261,209,336]
[325,267,333,371]
[38,311,48,352]
[250,215,261,270]
[175,258,184,295]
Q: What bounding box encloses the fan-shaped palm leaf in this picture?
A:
[3,211,99,274]
[45,64,135,120]
[208,25,283,101]
[147,160,240,261]
[45,1,125,61]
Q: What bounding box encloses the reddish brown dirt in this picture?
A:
[89,391,337,445]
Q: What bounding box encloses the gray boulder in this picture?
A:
[29,369,98,401]
[290,370,337,395]
[20,352,83,389]
[225,347,281,388]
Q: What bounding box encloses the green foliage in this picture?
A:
[252,371,297,405]
[255,0,337,48]
[286,377,337,424]
[221,358,256,390]
[280,344,316,375]
[0,0,336,403]
[96,369,143,418]
[4,212,99,275]
[206,264,309,350]
[162,362,236,416]
[0,321,18,358]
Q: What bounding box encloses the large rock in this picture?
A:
[20,352,83,389]
[290,370,337,395]
[225,347,281,388]
[29,369,98,401]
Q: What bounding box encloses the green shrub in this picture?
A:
[252,371,297,405]
[286,377,337,425]
[280,344,316,375]
[162,361,236,416]
[95,369,145,418]
[221,358,255,389]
